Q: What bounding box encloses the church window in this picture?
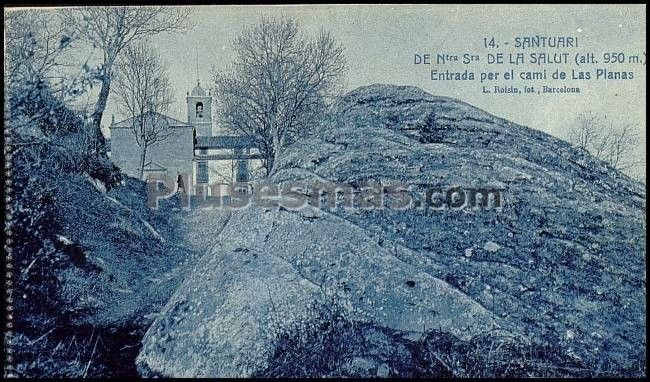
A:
[196,102,204,119]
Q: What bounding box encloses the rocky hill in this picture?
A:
[6,81,203,377]
[137,84,646,377]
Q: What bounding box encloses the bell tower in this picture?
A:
[187,80,212,136]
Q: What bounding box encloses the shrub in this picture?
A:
[257,298,646,378]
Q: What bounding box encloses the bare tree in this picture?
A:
[112,42,175,180]
[4,9,94,141]
[606,122,641,171]
[567,112,602,153]
[61,6,191,146]
[567,111,642,175]
[4,9,74,90]
[214,17,347,175]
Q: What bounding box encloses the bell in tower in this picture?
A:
[187,80,213,136]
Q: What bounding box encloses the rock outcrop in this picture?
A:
[137,85,646,377]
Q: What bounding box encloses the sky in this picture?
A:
[12,5,648,163]
[147,5,645,150]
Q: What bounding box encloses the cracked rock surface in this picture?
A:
[137,84,646,377]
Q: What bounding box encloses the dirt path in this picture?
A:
[176,207,234,256]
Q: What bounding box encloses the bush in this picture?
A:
[6,77,133,377]
[7,79,113,327]
[257,298,645,378]
[7,78,121,187]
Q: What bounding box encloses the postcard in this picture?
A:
[4,4,646,378]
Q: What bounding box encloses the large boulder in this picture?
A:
[137,84,646,377]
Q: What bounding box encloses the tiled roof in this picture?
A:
[194,135,256,149]
[142,161,167,171]
[110,112,191,129]
[190,80,207,97]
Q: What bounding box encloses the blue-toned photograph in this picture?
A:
[3,4,646,378]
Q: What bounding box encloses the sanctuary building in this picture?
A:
[109,81,262,195]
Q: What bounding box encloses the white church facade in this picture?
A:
[109,81,262,194]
